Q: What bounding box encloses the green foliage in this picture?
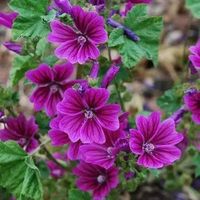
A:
[0,141,43,200]
[157,84,187,116]
[0,87,18,109]
[68,189,91,200]
[10,55,39,86]
[9,0,50,39]
[108,5,163,68]
[186,0,200,18]
[35,112,50,135]
[192,153,200,177]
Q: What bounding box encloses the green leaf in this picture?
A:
[68,189,91,200]
[109,5,163,68]
[108,28,125,47]
[0,141,43,200]
[157,85,185,116]
[192,153,200,177]
[10,55,38,86]
[186,0,200,19]
[9,0,50,39]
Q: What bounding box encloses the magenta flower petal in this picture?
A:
[84,88,109,108]
[30,87,51,111]
[48,129,70,146]
[189,40,200,69]
[96,104,121,131]
[80,119,105,144]
[67,141,82,160]
[0,12,18,29]
[45,91,62,116]
[137,153,163,169]
[57,88,85,116]
[26,139,39,153]
[129,130,144,155]
[136,112,160,142]
[53,63,74,82]
[3,42,22,54]
[59,115,83,142]
[26,64,54,85]
[79,144,116,169]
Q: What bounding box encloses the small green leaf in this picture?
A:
[68,189,91,200]
[10,55,38,86]
[0,141,43,200]
[108,28,125,47]
[9,0,50,39]
[186,0,200,19]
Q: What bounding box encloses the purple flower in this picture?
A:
[0,113,39,153]
[101,65,120,88]
[89,0,105,5]
[3,42,22,54]
[176,132,188,154]
[47,152,67,179]
[0,12,18,29]
[79,113,129,169]
[184,89,200,124]
[26,62,81,117]
[48,115,82,160]
[129,112,183,169]
[73,162,119,200]
[57,87,121,144]
[189,40,200,69]
[89,61,100,79]
[48,6,108,64]
[49,0,72,15]
[170,106,187,125]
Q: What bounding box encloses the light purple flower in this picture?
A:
[47,152,67,179]
[57,87,121,144]
[170,106,187,125]
[48,6,108,64]
[49,0,72,15]
[176,131,188,154]
[184,88,200,124]
[189,40,200,69]
[3,42,22,54]
[129,112,183,169]
[0,12,18,29]
[79,113,129,169]
[0,113,39,153]
[101,65,120,88]
[73,162,119,200]
[48,115,82,160]
[26,62,82,117]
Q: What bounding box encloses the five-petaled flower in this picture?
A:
[57,87,121,144]
[26,62,83,117]
[129,112,183,169]
[0,113,39,153]
[48,6,108,64]
[73,162,119,200]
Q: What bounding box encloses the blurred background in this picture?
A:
[0,0,200,199]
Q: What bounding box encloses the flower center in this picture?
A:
[84,109,94,119]
[78,35,87,45]
[97,175,106,184]
[143,143,155,154]
[50,84,59,93]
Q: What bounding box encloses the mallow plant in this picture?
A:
[0,0,200,199]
